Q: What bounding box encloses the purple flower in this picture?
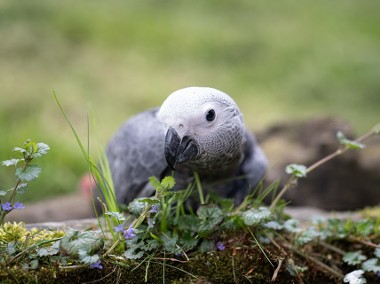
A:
[216,241,225,251]
[13,202,25,210]
[147,218,155,228]
[149,204,159,213]
[123,226,136,240]
[114,224,124,233]
[90,260,103,269]
[1,202,12,211]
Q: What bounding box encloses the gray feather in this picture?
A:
[106,108,168,204]
[106,87,267,206]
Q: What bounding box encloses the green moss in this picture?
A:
[0,222,64,245]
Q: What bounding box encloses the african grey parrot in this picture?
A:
[106,87,267,206]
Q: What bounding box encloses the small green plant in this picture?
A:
[270,122,380,210]
[0,139,50,225]
[3,95,377,283]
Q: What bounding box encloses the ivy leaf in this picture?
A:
[60,229,104,257]
[7,242,16,255]
[242,207,272,226]
[124,247,144,260]
[343,270,366,284]
[179,233,199,251]
[33,143,50,158]
[361,258,380,273]
[2,159,22,167]
[78,249,100,265]
[16,165,41,181]
[197,207,223,237]
[374,248,380,259]
[37,248,49,257]
[162,233,181,254]
[337,131,365,150]
[37,241,60,257]
[13,147,27,154]
[199,239,215,253]
[16,183,28,194]
[355,220,374,236]
[264,221,283,230]
[343,251,368,265]
[285,164,307,178]
[127,198,146,216]
[295,227,321,245]
[29,259,39,270]
[141,239,160,252]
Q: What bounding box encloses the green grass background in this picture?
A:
[1,0,379,203]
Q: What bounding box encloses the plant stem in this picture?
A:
[270,124,379,210]
[194,172,205,205]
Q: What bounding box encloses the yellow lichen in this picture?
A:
[0,222,64,246]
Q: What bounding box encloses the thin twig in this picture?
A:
[270,124,379,210]
[271,258,283,282]
[352,238,380,249]
[153,257,189,263]
[319,241,346,255]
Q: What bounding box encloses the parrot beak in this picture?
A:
[164,127,199,170]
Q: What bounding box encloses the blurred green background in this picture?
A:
[1,0,379,203]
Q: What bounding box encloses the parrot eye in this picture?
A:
[206,109,216,122]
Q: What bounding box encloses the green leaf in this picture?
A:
[7,242,16,255]
[285,164,307,178]
[374,248,380,259]
[138,198,160,205]
[355,220,374,236]
[105,211,126,222]
[13,147,26,154]
[162,233,181,254]
[174,215,200,233]
[60,229,104,257]
[242,207,272,226]
[161,176,175,190]
[127,198,146,216]
[33,143,50,158]
[337,131,365,150]
[16,183,28,194]
[283,219,302,233]
[141,239,160,252]
[197,207,223,237]
[78,249,100,265]
[199,239,215,253]
[178,233,199,251]
[343,251,368,265]
[124,247,144,260]
[37,248,50,257]
[35,244,56,258]
[16,165,41,181]
[264,221,283,230]
[343,270,366,284]
[361,258,380,273]
[2,159,22,167]
[295,227,321,245]
[150,232,163,243]
[149,176,162,190]
[29,259,39,270]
